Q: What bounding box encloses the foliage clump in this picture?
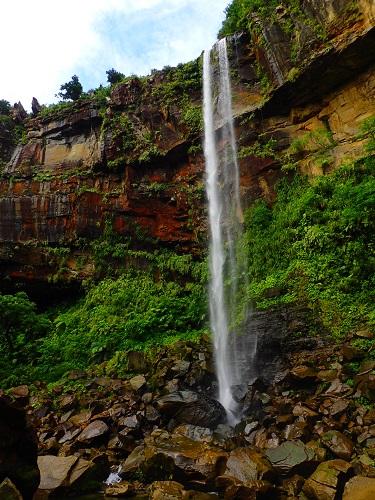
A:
[0,292,51,388]
[57,75,83,101]
[219,0,286,37]
[244,120,375,340]
[0,252,206,388]
[106,68,125,85]
[0,99,11,116]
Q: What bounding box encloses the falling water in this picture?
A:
[203,38,254,421]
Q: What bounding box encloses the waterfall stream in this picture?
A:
[203,38,255,421]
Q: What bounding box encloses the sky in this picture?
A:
[0,0,229,111]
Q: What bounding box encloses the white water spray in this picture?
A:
[203,38,255,421]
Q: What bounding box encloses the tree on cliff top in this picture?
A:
[0,291,51,386]
[106,68,125,85]
[56,75,83,101]
[0,99,11,115]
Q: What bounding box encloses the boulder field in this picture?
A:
[1,331,375,499]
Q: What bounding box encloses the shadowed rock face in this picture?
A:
[0,0,375,294]
[0,394,40,500]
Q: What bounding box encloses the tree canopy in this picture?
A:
[0,99,11,115]
[57,75,83,101]
[106,68,125,85]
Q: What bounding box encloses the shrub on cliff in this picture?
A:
[56,75,83,101]
[244,153,375,339]
[106,68,125,84]
[0,99,11,115]
[33,270,207,382]
[0,292,52,387]
[218,0,282,37]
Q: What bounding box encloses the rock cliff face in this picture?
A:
[1,0,375,295]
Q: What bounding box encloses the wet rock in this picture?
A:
[120,444,145,477]
[127,350,148,373]
[37,455,78,492]
[156,391,226,429]
[58,426,82,444]
[68,410,92,426]
[166,379,181,393]
[265,440,318,476]
[302,459,353,500]
[291,365,318,380]
[343,475,375,499]
[58,394,78,412]
[148,480,184,499]
[280,474,305,497]
[292,403,318,420]
[33,405,52,419]
[351,454,375,478]
[0,395,40,499]
[69,454,110,493]
[231,384,249,402]
[92,376,112,388]
[37,454,109,496]
[145,405,161,423]
[184,490,219,499]
[76,420,109,443]
[129,375,147,392]
[221,447,276,483]
[174,424,214,444]
[321,431,355,461]
[119,414,141,430]
[8,385,29,404]
[141,429,228,486]
[67,369,88,380]
[282,422,310,441]
[341,345,365,361]
[0,478,23,499]
[216,476,276,499]
[104,481,136,497]
[148,480,219,499]
[354,361,375,400]
[171,360,191,377]
[328,398,349,417]
[364,409,375,426]
[317,370,338,382]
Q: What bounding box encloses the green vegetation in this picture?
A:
[0,255,207,388]
[155,59,202,104]
[57,75,83,101]
[0,99,11,115]
[218,0,328,91]
[219,0,299,37]
[244,116,375,341]
[0,207,207,388]
[39,270,206,382]
[106,68,125,84]
[0,292,51,388]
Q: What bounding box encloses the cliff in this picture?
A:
[1,0,375,297]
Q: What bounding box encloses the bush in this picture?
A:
[244,158,375,337]
[57,75,83,101]
[106,68,125,85]
[0,99,11,115]
[35,271,206,381]
[0,292,52,387]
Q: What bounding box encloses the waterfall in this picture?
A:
[203,38,255,421]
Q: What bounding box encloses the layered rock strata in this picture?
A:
[1,0,375,292]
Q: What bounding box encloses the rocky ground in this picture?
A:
[2,330,375,499]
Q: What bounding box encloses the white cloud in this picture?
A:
[0,0,228,110]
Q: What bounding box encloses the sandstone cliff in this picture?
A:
[1,0,375,296]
